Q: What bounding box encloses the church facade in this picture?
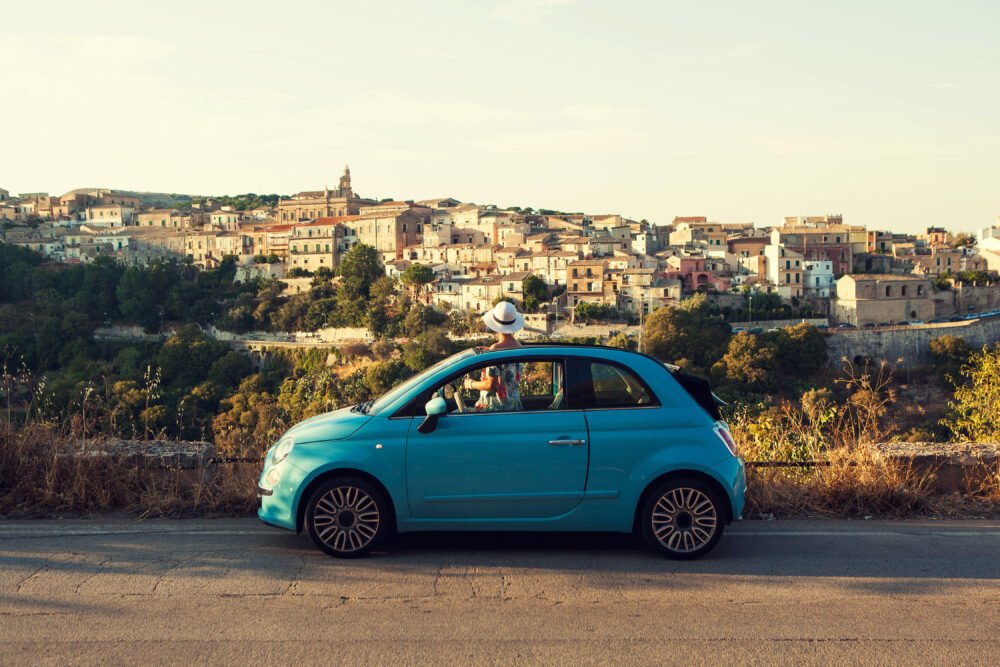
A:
[277,166,375,222]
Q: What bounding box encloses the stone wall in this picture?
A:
[825,316,1000,367]
[934,283,1000,319]
[729,318,829,329]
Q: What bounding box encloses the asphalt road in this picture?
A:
[2,519,999,665]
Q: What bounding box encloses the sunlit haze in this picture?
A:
[3,0,997,232]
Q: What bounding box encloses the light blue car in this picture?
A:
[258,344,746,560]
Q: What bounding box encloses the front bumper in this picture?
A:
[257,460,307,531]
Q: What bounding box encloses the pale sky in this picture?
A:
[2,0,997,233]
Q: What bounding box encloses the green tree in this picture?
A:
[213,375,287,458]
[714,332,777,390]
[522,274,549,312]
[337,243,382,298]
[606,331,637,351]
[943,344,1000,441]
[768,323,828,378]
[156,325,228,390]
[643,297,731,372]
[207,351,254,389]
[401,328,454,371]
[929,335,971,380]
[400,263,435,297]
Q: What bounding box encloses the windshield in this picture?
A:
[368,348,481,415]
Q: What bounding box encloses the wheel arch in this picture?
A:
[295,468,397,534]
[631,469,734,533]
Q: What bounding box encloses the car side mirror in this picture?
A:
[418,396,447,434]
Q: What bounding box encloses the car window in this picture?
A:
[430,359,566,415]
[369,348,480,415]
[587,362,654,408]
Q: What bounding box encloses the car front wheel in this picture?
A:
[641,478,724,560]
[305,477,390,558]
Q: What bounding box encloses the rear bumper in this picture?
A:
[711,456,746,522]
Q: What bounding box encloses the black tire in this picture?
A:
[640,478,725,560]
[305,476,391,558]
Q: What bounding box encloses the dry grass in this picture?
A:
[744,445,936,518]
[0,424,257,518]
[731,359,1000,519]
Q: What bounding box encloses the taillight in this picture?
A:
[714,424,739,457]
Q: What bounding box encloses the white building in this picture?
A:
[85,204,134,228]
[803,260,835,298]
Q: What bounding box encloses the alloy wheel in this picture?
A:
[311,485,381,554]
[650,486,718,554]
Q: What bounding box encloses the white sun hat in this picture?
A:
[482,301,525,334]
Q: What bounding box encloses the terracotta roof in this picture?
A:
[306,216,361,224]
[777,225,853,234]
[845,274,928,282]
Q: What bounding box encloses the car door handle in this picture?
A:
[548,438,587,447]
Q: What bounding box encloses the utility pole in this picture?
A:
[638,293,645,353]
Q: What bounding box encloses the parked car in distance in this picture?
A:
[877,322,891,327]
[258,344,746,560]
[909,320,924,325]
[837,323,856,329]
[815,324,829,330]
[949,316,963,322]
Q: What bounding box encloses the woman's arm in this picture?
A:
[464,371,498,393]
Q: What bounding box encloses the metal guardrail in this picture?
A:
[213,456,832,468]
[746,461,832,468]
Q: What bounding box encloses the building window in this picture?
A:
[901,286,907,296]
[917,285,924,296]
[885,286,891,297]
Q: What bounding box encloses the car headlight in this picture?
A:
[272,436,295,464]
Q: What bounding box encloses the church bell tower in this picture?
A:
[339,165,352,197]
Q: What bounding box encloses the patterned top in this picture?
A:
[475,364,523,412]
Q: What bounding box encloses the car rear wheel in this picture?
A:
[641,478,724,560]
[305,477,390,558]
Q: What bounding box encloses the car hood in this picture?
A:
[284,406,371,444]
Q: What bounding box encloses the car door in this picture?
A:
[569,356,682,496]
[405,357,589,519]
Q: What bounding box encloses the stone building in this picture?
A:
[354,209,425,259]
[137,209,187,229]
[772,224,853,277]
[277,166,374,222]
[832,274,934,326]
[288,219,343,272]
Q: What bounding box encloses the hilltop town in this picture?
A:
[3,169,1000,333]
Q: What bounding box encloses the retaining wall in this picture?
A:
[825,316,1000,366]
